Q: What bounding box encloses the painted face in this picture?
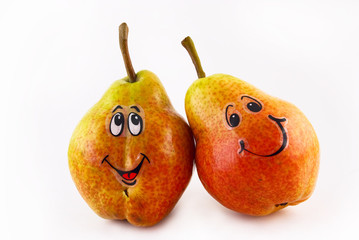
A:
[101,105,150,187]
[224,95,288,157]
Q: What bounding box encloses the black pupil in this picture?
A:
[114,114,123,126]
[247,102,261,112]
[229,114,240,127]
[131,114,140,125]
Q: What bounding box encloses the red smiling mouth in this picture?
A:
[122,172,137,181]
[101,153,150,186]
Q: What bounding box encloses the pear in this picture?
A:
[68,23,195,227]
[182,37,319,216]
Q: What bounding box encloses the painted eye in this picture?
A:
[229,113,240,127]
[247,102,262,112]
[128,112,143,136]
[225,104,241,128]
[241,96,263,113]
[110,112,124,136]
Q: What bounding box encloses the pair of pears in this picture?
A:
[68,23,319,227]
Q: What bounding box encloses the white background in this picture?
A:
[2,0,359,239]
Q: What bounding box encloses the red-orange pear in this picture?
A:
[182,37,319,216]
[68,23,194,227]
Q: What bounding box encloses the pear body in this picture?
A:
[69,70,194,226]
[185,74,319,216]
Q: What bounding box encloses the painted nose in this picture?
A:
[238,140,245,154]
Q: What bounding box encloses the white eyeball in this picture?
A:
[128,112,143,136]
[110,112,124,136]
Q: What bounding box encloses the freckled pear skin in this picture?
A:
[182,37,319,216]
[68,24,194,227]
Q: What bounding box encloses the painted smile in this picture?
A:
[101,153,150,186]
[238,115,288,157]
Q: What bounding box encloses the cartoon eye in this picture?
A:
[110,112,124,136]
[247,102,262,112]
[241,95,263,113]
[229,113,240,127]
[225,105,241,128]
[128,112,143,136]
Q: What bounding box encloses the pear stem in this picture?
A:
[181,36,206,78]
[119,23,137,83]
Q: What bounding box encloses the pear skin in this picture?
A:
[183,37,319,216]
[69,70,194,226]
[68,24,194,227]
